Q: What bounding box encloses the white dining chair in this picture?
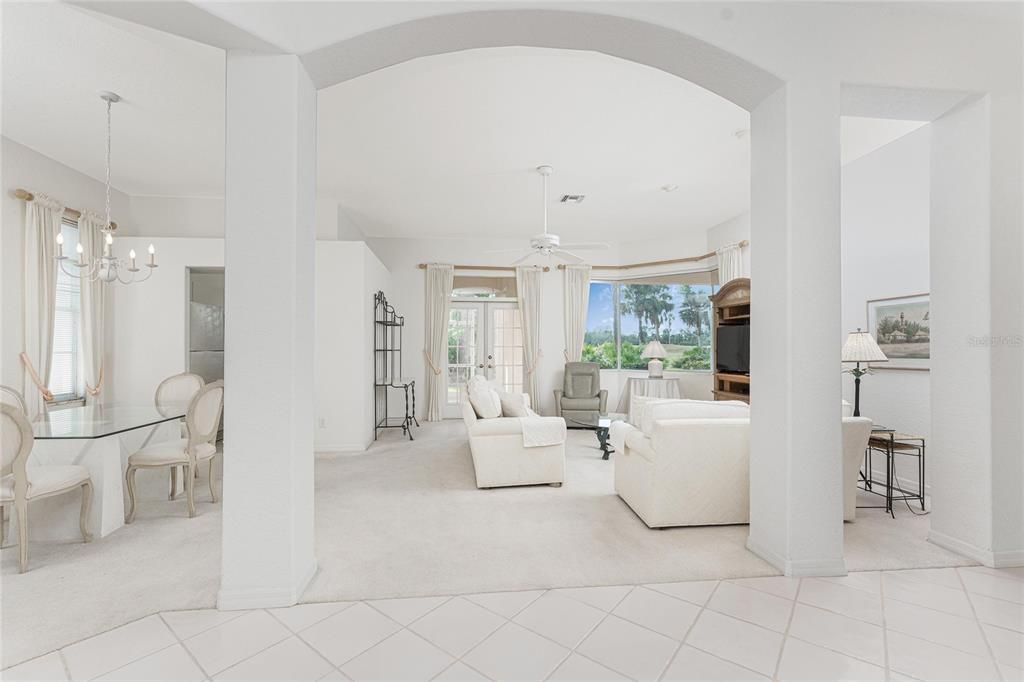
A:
[154,372,205,500]
[126,380,224,521]
[1,384,28,414]
[1,403,93,572]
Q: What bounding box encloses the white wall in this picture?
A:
[109,237,224,405]
[127,196,224,238]
[1,137,130,398]
[841,125,932,490]
[314,241,391,451]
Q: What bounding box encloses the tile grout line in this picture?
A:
[955,567,1008,681]
[656,580,719,682]
[545,585,640,681]
[879,570,892,682]
[56,649,73,682]
[770,577,801,681]
[156,611,216,681]
[190,609,294,680]
[264,607,350,679]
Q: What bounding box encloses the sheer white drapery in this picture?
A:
[716,243,745,284]
[423,264,454,421]
[78,211,107,402]
[515,266,544,408]
[22,195,64,417]
[562,264,591,362]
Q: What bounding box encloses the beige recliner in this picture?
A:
[554,362,608,423]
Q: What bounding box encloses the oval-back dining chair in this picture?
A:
[1,403,93,572]
[127,380,224,521]
[0,384,28,414]
[154,373,205,499]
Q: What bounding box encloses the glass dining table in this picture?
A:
[28,402,187,541]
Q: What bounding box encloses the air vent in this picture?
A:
[560,194,585,204]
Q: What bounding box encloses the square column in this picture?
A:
[929,93,1024,567]
[218,52,318,609]
[748,79,846,576]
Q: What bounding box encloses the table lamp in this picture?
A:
[641,340,668,378]
[842,328,888,417]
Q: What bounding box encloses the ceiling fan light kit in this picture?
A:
[497,165,610,265]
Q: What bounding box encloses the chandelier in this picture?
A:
[55,91,157,284]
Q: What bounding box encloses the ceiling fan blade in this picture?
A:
[552,249,585,264]
[510,251,537,265]
[558,242,611,251]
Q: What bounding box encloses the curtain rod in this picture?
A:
[416,263,550,272]
[13,188,119,230]
[556,240,748,271]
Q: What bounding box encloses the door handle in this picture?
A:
[477,364,484,368]
[487,364,494,369]
[487,354,493,360]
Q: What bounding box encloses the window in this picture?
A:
[50,221,83,402]
[582,279,717,371]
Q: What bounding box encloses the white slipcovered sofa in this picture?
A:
[461,396,566,489]
[611,399,874,528]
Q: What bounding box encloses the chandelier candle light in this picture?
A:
[841,328,888,417]
[56,91,157,284]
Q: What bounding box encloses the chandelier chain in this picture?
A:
[105,97,112,232]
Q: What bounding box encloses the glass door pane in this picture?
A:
[446,304,481,410]
[489,304,524,394]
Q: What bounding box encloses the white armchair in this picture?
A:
[461,395,566,489]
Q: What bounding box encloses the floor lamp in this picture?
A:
[842,329,888,417]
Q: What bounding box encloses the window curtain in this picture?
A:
[716,243,744,284]
[78,211,107,403]
[562,264,591,362]
[515,266,543,409]
[423,264,454,421]
[22,194,64,417]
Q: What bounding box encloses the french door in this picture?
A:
[445,301,524,418]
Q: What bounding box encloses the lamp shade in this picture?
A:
[641,339,668,359]
[842,329,888,363]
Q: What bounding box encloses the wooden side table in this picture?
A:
[861,430,926,518]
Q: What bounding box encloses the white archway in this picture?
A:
[217,9,849,607]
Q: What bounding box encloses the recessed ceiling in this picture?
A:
[318,47,751,241]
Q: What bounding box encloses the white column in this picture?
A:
[747,79,846,576]
[218,52,318,609]
[929,93,1024,567]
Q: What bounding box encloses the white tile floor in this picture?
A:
[5,566,1023,681]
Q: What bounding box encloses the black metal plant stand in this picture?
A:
[374,291,419,441]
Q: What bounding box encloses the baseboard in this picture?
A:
[315,438,373,454]
[746,536,847,577]
[928,530,1024,567]
[217,557,319,610]
[866,466,931,496]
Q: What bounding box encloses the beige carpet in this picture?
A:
[2,422,973,667]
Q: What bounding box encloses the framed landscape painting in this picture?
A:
[866,293,930,370]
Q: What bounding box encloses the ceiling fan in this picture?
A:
[489,165,610,265]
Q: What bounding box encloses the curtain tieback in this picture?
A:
[20,352,54,401]
[86,365,104,397]
[423,349,442,376]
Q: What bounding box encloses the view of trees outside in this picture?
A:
[582,281,716,371]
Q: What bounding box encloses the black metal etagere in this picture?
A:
[374,291,418,440]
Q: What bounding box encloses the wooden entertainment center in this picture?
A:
[710,277,751,403]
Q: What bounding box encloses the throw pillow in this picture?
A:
[467,375,502,419]
[499,391,530,418]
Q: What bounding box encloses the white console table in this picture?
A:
[616,377,685,423]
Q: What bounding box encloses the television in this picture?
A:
[716,324,750,374]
